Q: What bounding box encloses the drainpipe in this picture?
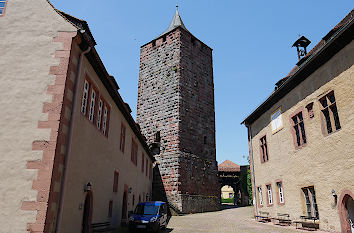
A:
[247,125,258,216]
[55,36,91,233]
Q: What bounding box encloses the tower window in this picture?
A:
[0,0,7,16]
[154,131,161,143]
[162,35,166,42]
[152,40,156,47]
[203,136,207,144]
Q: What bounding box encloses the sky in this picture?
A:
[51,0,353,165]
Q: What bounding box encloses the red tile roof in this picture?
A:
[218,160,240,172]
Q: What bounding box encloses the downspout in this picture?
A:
[247,125,258,216]
[55,35,91,233]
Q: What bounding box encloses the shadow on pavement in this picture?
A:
[162,228,174,232]
[221,204,239,210]
[115,227,174,233]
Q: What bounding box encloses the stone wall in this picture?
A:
[137,27,219,213]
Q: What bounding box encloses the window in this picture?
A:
[266,184,273,205]
[141,153,145,173]
[260,136,269,163]
[302,187,319,219]
[271,107,283,133]
[306,103,314,118]
[102,106,108,135]
[146,158,148,177]
[97,100,103,129]
[162,35,166,42]
[257,187,263,206]
[0,0,7,16]
[120,123,126,153]
[80,78,110,136]
[292,112,307,147]
[108,200,113,218]
[154,131,161,143]
[149,162,152,180]
[276,182,284,204]
[319,91,341,135]
[131,139,138,166]
[89,89,96,122]
[113,171,119,193]
[152,40,156,47]
[81,80,90,115]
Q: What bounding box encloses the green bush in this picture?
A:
[221,198,234,203]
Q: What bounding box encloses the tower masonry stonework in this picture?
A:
[137,9,220,213]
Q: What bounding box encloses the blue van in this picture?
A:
[128,201,168,232]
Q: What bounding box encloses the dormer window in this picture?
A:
[0,0,7,16]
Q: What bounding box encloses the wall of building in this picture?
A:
[250,41,354,232]
[137,27,219,214]
[58,48,153,232]
[221,186,235,199]
[0,0,77,232]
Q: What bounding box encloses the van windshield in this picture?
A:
[134,205,159,215]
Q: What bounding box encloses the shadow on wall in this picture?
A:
[152,165,174,222]
[250,44,353,137]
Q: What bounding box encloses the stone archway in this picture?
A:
[218,160,250,206]
[338,190,354,233]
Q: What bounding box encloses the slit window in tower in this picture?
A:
[154,131,161,143]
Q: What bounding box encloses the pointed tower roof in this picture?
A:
[159,6,189,37]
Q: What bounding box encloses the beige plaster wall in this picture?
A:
[221,185,235,199]
[0,0,76,232]
[250,41,354,232]
[58,52,153,233]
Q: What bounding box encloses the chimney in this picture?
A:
[292,36,311,61]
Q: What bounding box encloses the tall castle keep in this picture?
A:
[137,8,219,213]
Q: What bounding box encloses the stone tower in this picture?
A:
[137,8,219,213]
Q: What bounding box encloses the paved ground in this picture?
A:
[118,206,328,233]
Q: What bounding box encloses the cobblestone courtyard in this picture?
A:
[119,206,328,233]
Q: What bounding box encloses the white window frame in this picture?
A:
[258,187,263,206]
[267,185,273,205]
[271,107,283,133]
[102,106,108,135]
[81,80,90,115]
[89,89,96,122]
[97,99,103,129]
[277,182,284,204]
